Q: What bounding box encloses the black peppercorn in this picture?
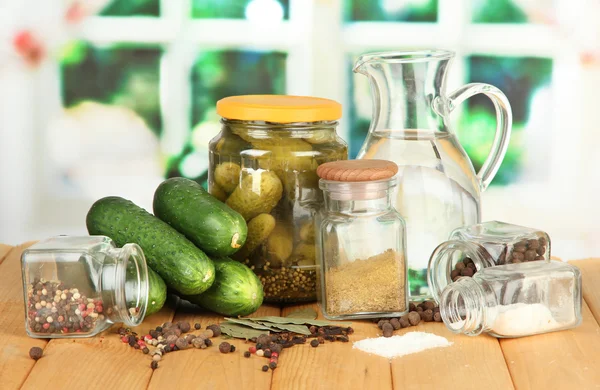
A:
[205,339,213,347]
[423,309,434,322]
[151,361,158,370]
[244,351,251,358]
[134,344,140,350]
[206,324,222,337]
[194,323,201,330]
[310,339,319,347]
[164,345,172,353]
[219,342,232,354]
[178,321,191,333]
[382,322,394,337]
[256,343,263,350]
[29,347,43,360]
[142,347,149,354]
[269,362,277,370]
[264,350,272,358]
[230,345,236,353]
[262,365,269,372]
[156,326,163,333]
[408,311,421,326]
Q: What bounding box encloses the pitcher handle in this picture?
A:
[447,83,512,191]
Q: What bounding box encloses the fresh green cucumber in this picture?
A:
[146,268,167,316]
[183,257,264,317]
[86,196,215,296]
[153,177,247,257]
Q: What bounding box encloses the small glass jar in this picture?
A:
[209,95,348,303]
[428,221,551,303]
[21,236,149,338]
[315,160,408,320]
[440,260,582,338]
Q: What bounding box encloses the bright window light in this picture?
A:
[245,0,284,24]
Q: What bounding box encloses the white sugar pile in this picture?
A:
[353,331,452,359]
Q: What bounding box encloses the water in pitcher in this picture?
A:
[358,130,480,300]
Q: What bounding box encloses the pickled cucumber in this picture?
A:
[214,162,241,193]
[234,213,276,261]
[282,170,321,204]
[303,129,335,144]
[266,223,293,268]
[209,183,228,202]
[291,242,316,266]
[226,170,283,221]
[299,221,315,244]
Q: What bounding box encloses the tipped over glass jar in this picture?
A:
[439,260,582,338]
[22,236,149,338]
[427,221,551,303]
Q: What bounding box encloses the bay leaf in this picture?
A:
[220,322,268,340]
[255,321,311,335]
[224,317,280,332]
[285,307,318,320]
[249,316,350,327]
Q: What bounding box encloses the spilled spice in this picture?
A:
[325,249,406,316]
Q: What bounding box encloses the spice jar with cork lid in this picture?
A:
[440,260,582,338]
[21,236,149,338]
[427,221,551,303]
[315,159,408,320]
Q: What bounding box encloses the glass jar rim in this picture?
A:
[427,240,495,304]
[221,118,339,128]
[319,177,396,201]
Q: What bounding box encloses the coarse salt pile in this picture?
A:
[353,332,452,359]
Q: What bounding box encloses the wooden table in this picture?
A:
[2,243,600,390]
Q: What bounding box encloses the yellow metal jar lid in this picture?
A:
[216,95,342,123]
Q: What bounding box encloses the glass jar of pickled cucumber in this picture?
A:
[209,95,348,303]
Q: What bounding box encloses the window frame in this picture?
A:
[0,0,586,252]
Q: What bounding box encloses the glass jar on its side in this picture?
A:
[440,260,582,338]
[315,160,408,320]
[22,236,148,338]
[428,221,551,303]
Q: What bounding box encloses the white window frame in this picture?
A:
[0,0,591,259]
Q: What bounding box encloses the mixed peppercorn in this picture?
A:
[118,321,223,370]
[374,300,443,337]
[26,278,108,335]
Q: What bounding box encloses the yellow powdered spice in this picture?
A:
[325,249,406,316]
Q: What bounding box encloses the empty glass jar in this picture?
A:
[315,160,408,320]
[209,95,348,303]
[440,260,582,338]
[428,221,551,302]
[22,236,149,338]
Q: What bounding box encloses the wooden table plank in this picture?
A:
[0,243,48,390]
[0,244,12,265]
[274,303,393,390]
[500,301,600,389]
[569,259,600,325]
[147,302,281,390]
[391,323,514,390]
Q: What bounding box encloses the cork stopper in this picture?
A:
[317,160,398,182]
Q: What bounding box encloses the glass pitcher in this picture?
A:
[354,50,512,301]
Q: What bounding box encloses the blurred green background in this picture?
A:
[61,0,553,187]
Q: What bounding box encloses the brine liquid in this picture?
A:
[357,130,480,300]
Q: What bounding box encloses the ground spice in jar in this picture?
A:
[325,249,406,316]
